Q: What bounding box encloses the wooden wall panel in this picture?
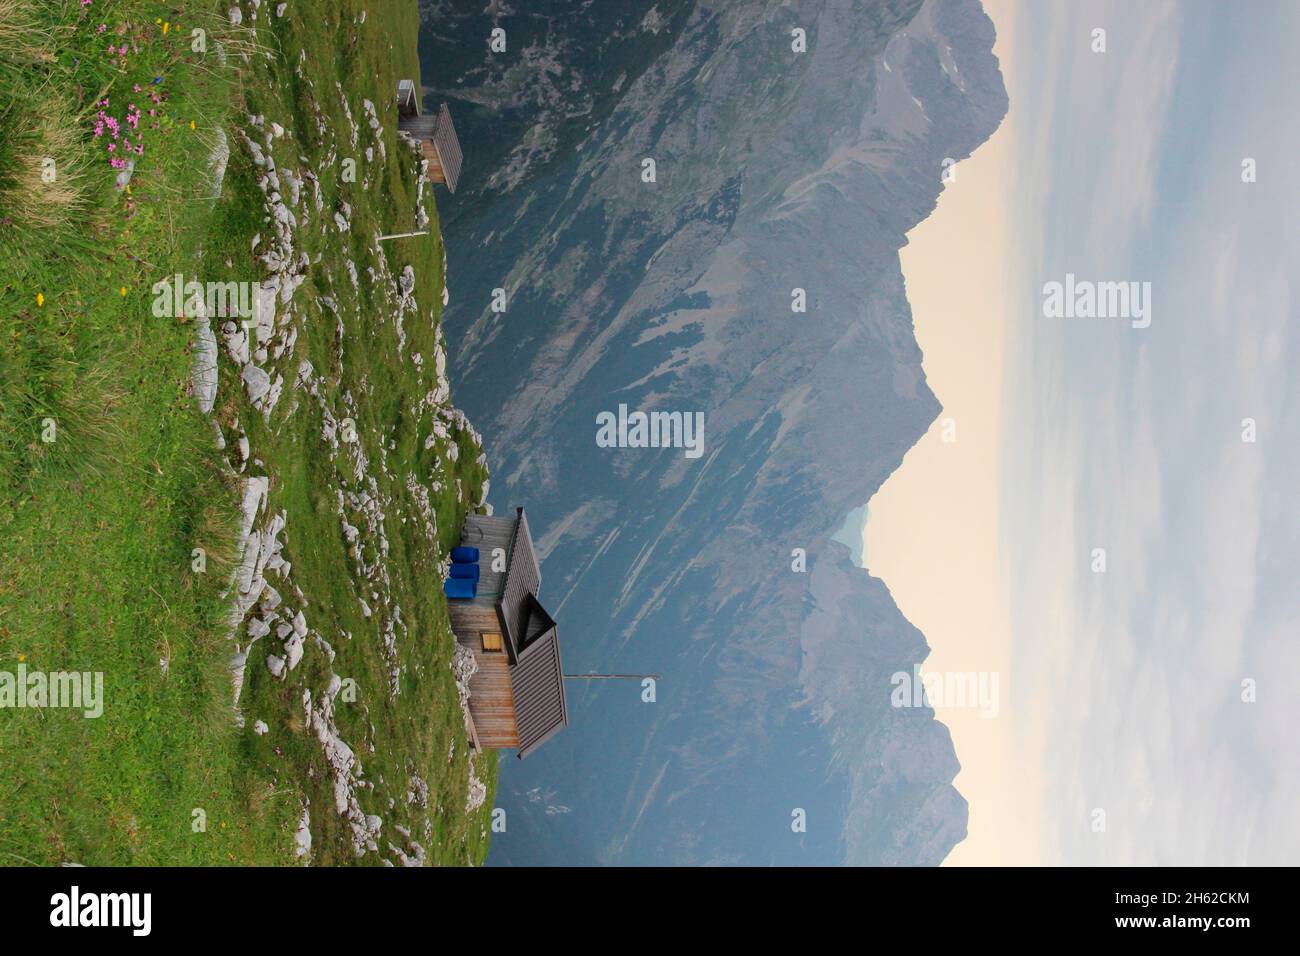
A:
[468,650,518,747]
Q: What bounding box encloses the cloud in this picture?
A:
[1002,0,1299,864]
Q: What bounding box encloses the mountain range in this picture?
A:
[416,0,1008,865]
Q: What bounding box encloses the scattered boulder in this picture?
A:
[294,804,312,859]
[192,316,219,413]
[242,364,271,402]
[266,654,287,679]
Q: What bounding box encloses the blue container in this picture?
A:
[443,577,477,600]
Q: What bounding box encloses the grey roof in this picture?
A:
[498,507,540,657]
[430,103,463,192]
[491,509,567,758]
[512,596,567,759]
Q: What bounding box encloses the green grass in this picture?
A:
[0,0,497,866]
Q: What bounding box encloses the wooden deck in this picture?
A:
[458,514,517,601]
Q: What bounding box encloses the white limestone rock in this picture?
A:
[294,805,312,859]
[242,364,271,402]
[192,316,219,413]
[207,127,230,199]
[284,633,304,671]
[266,654,286,679]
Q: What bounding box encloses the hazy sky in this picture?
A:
[865,0,1298,865]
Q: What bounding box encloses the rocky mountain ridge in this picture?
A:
[419,0,1008,864]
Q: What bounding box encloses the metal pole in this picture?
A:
[563,674,660,680]
[376,230,430,242]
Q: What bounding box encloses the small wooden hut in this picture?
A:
[445,508,568,758]
[396,80,463,192]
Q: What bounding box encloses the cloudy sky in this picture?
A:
[866,0,1298,864]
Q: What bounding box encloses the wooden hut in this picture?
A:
[445,508,568,758]
[396,80,463,192]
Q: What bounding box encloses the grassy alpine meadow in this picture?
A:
[0,0,497,866]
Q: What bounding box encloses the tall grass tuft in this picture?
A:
[0,354,129,495]
[0,103,96,264]
[0,0,50,71]
[191,470,242,575]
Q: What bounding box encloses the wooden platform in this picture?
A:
[458,513,517,601]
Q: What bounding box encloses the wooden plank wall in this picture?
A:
[423,141,446,183]
[455,630,519,747]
